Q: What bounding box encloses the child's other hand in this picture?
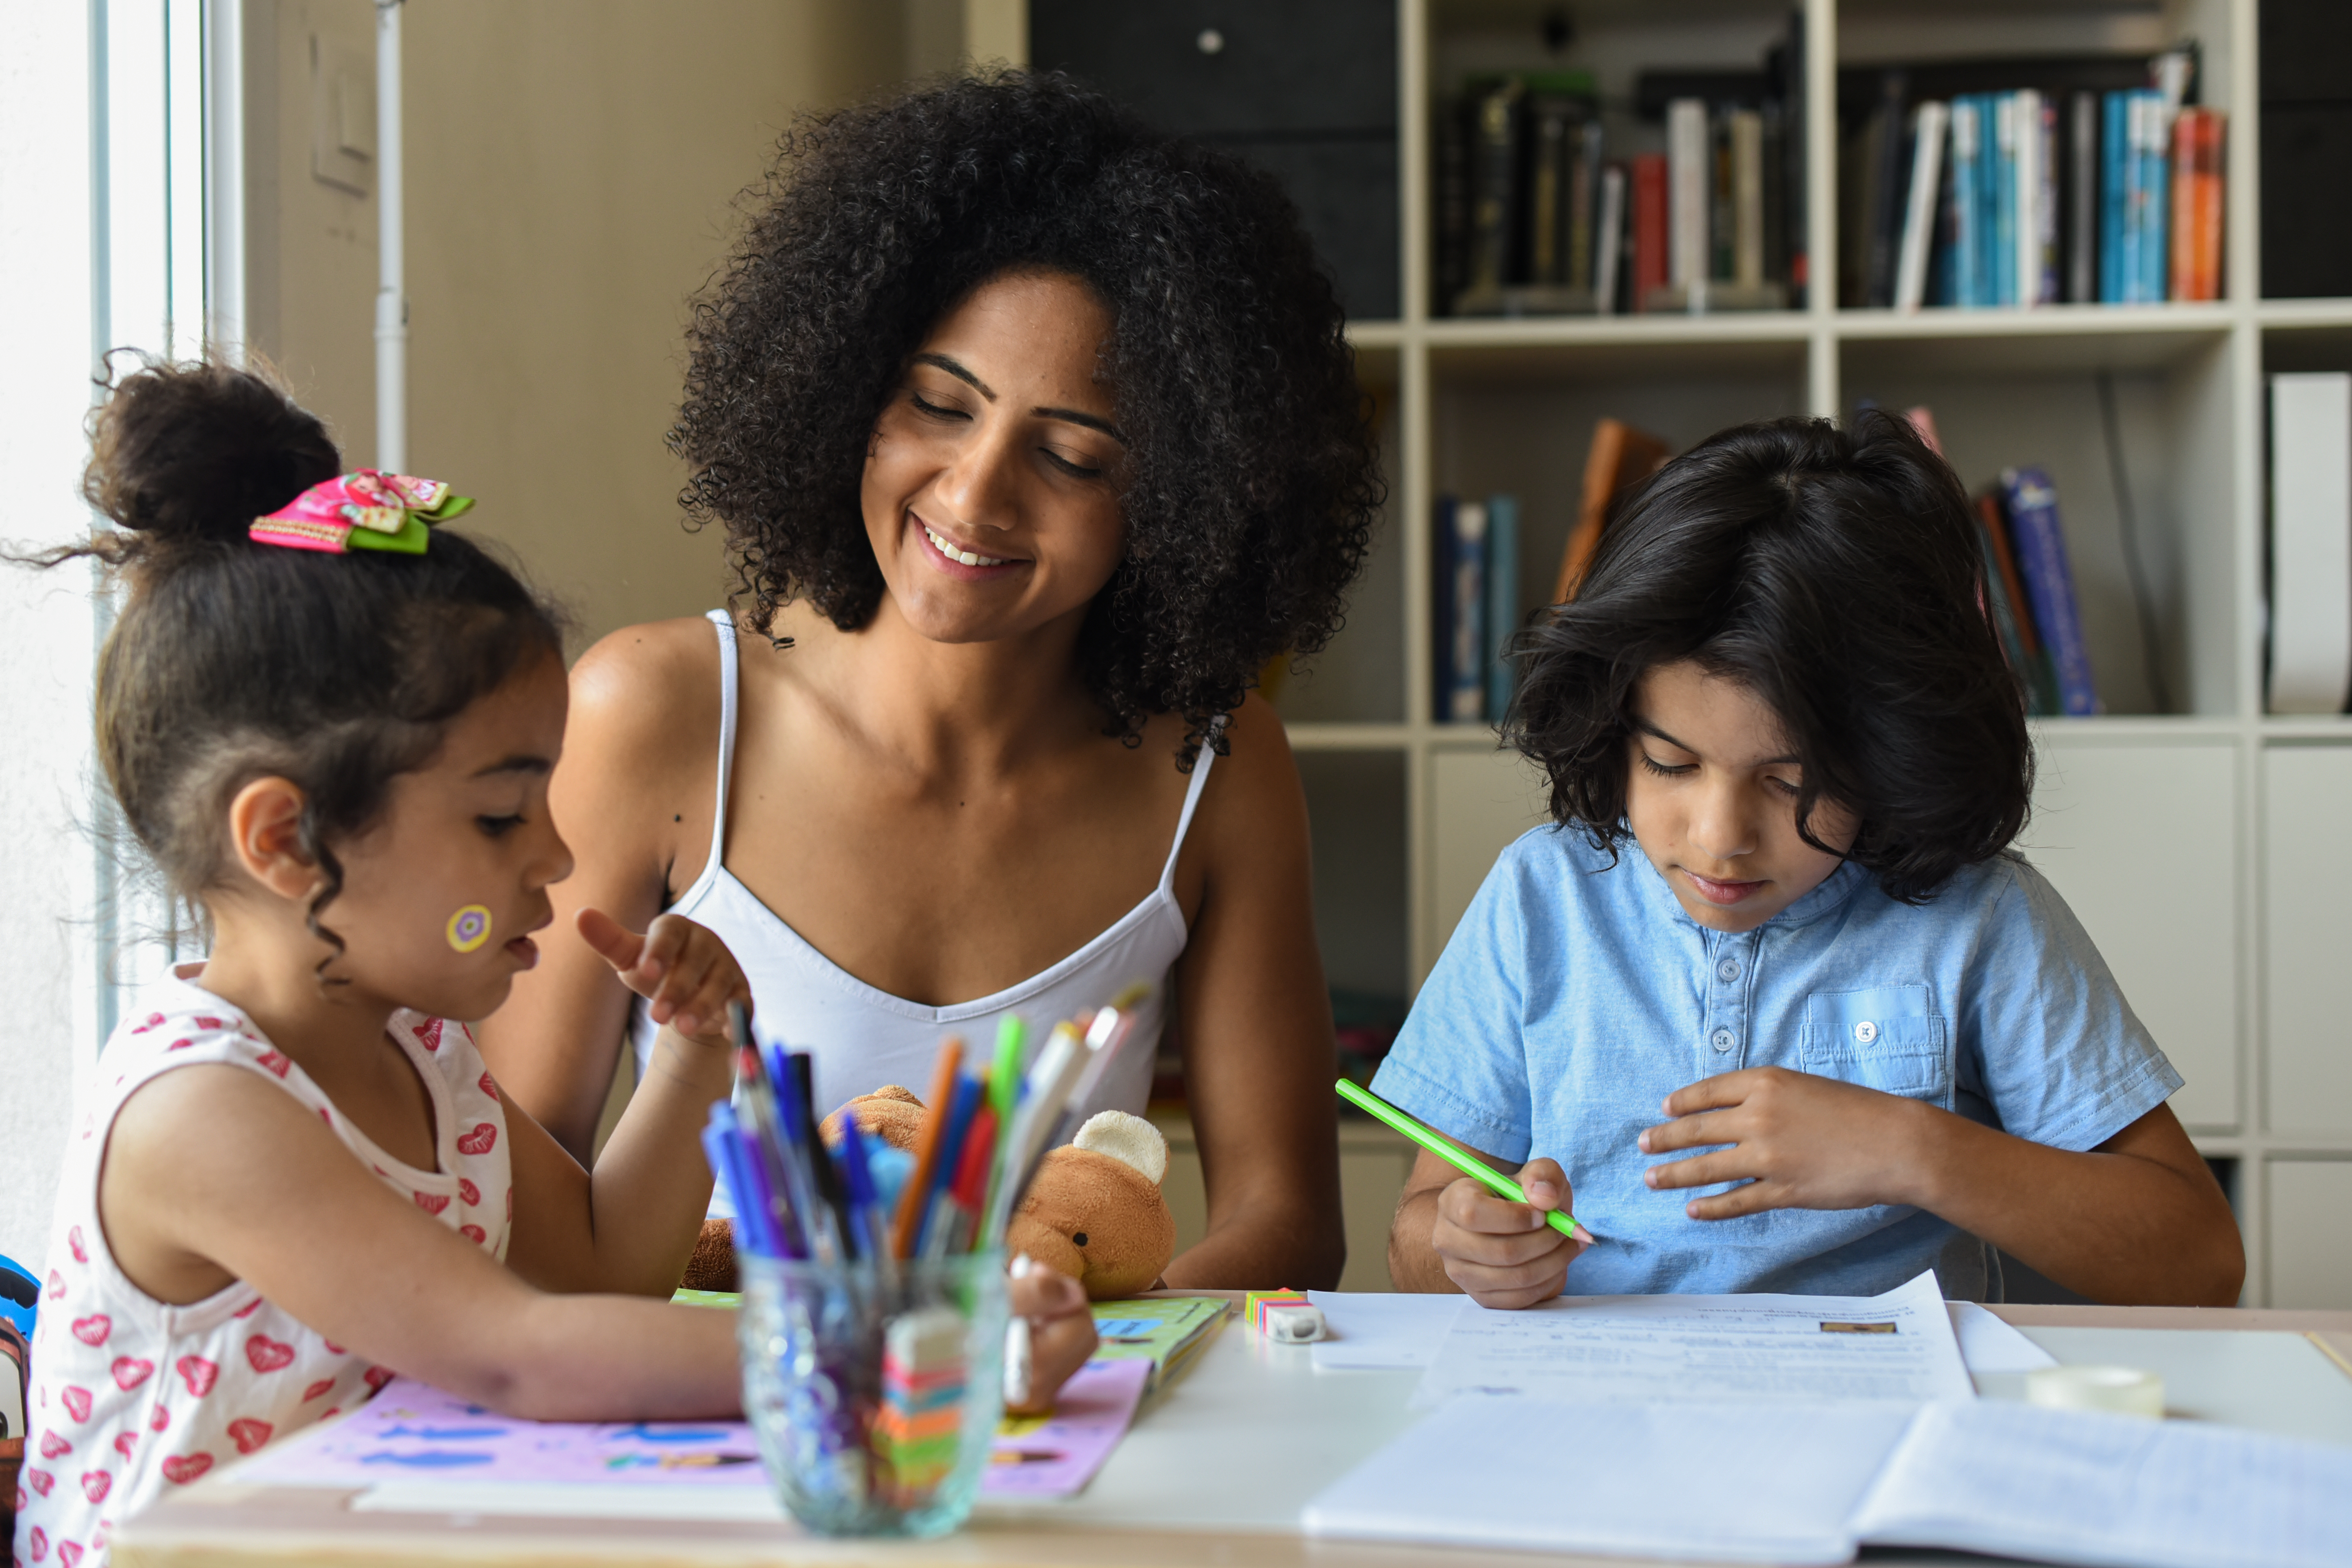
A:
[1430,1158,1592,1309]
[1640,1066,1927,1218]
[577,908,750,1048]
[1005,1255,1098,1416]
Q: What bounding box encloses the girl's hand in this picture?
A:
[1429,1158,1592,1309]
[1640,1066,1930,1218]
[576,908,750,1049]
[1004,1255,1098,1416]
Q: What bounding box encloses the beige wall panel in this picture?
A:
[2269,1160,2352,1308]
[257,0,914,649]
[2022,738,2239,1130]
[1428,745,1548,976]
[1338,1144,1414,1292]
[2264,747,2352,1137]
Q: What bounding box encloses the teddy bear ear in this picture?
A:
[1071,1110,1168,1186]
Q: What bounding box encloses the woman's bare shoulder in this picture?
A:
[1159,692,1307,847]
[565,616,725,777]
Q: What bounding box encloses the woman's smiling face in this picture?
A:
[861,269,1128,646]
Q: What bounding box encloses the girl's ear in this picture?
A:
[224,775,320,903]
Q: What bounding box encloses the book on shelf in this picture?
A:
[1431,492,1527,726]
[2000,467,2100,717]
[1434,10,1803,318]
[1484,494,1520,723]
[2267,373,2352,715]
[1842,45,2220,311]
[1553,419,1671,607]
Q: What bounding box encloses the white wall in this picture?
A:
[0,7,104,1268]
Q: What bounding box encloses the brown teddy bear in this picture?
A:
[681,1087,1176,1299]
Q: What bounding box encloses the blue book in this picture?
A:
[1430,495,1456,722]
[2117,93,2135,303]
[1484,494,1519,722]
[2001,467,2098,716]
[1949,97,1979,307]
[1448,500,1489,723]
[1991,93,2017,306]
[2140,93,2170,303]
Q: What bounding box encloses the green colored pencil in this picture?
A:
[1335,1078,1584,1238]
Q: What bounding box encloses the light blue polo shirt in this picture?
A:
[1371,825,2184,1301]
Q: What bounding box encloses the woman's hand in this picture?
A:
[1004,1253,1098,1416]
[1639,1067,1927,1218]
[1427,1157,1592,1310]
[576,907,750,1049]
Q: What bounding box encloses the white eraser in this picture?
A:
[1263,1305,1326,1344]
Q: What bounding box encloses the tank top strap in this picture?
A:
[1156,717,1224,896]
[704,608,740,875]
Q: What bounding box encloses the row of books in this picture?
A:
[1848,47,2226,310]
[1432,14,1808,318]
[1434,410,2104,724]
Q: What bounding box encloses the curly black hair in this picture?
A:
[1505,412,2032,903]
[670,70,1384,765]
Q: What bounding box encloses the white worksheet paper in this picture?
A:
[1946,1299,2058,1374]
[1305,1291,1464,1370]
[1411,1268,1973,1409]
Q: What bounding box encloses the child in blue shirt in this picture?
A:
[1376,413,2243,1307]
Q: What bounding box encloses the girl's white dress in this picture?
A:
[12,974,510,1568]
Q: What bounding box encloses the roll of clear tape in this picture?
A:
[2026,1364,2165,1418]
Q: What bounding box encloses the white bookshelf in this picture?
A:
[1265,0,2352,1304]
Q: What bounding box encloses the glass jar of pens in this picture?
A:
[706,1001,1132,1537]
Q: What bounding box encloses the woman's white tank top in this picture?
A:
[633,612,1209,1216]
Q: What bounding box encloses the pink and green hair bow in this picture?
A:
[249,470,473,554]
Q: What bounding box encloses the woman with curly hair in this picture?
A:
[478,72,1380,1293]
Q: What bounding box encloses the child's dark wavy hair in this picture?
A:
[18,359,563,971]
[1506,412,2032,903]
[670,69,1383,767]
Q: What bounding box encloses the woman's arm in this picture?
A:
[476,620,720,1160]
[102,1064,740,1420]
[1640,1070,2245,1305]
[1161,695,1347,1290]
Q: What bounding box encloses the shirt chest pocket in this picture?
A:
[1798,985,1951,1105]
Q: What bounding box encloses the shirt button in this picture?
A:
[1716,958,1741,982]
[1854,1020,1878,1044]
[1710,1028,1736,1052]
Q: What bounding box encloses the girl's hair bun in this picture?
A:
[83,358,342,546]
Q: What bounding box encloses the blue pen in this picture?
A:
[704,1104,776,1257]
[835,1121,897,1281]
[759,1039,838,1262]
[914,1071,984,1257]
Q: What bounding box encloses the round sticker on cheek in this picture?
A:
[446,905,493,953]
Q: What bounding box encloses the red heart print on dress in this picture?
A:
[26,1525,45,1560]
[59,1541,85,1568]
[323,1340,346,1354]
[70,1314,110,1346]
[67,1226,87,1263]
[256,1050,291,1078]
[167,1039,194,1051]
[46,1270,65,1300]
[458,1177,480,1207]
[176,1355,219,1396]
[150,1404,171,1430]
[59,1387,91,1422]
[245,1335,296,1373]
[414,1191,450,1216]
[302,1377,335,1401]
[456,1122,498,1155]
[40,1432,72,1458]
[193,1016,224,1029]
[365,1366,396,1393]
[110,1357,154,1391]
[414,1018,443,1053]
[227,1418,274,1454]
[112,1432,137,1458]
[459,1225,486,1246]
[161,1453,213,1484]
[80,1470,110,1503]
[133,1012,165,1032]
[27,1467,54,1495]
[478,1072,499,1100]
[234,1298,263,1319]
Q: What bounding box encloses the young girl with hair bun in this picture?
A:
[8,361,1089,1568]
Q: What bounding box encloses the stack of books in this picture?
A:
[1433,13,1807,317]
[1846,46,2226,310]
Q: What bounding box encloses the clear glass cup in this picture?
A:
[736,1250,1008,1537]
